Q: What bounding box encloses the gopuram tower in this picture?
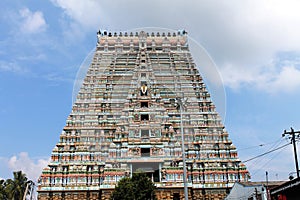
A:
[38,30,249,200]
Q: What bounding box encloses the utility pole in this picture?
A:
[266,171,270,200]
[170,97,188,200]
[266,171,268,187]
[255,188,258,200]
[282,127,300,178]
[177,97,188,200]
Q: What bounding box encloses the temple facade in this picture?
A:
[38,30,249,200]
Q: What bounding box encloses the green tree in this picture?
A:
[4,171,28,200]
[0,179,7,199]
[111,177,135,200]
[111,173,156,200]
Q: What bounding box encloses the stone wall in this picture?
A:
[38,188,228,200]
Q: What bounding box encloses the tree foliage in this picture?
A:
[111,172,156,200]
[0,171,29,200]
[0,179,6,200]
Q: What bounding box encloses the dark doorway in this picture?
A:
[141,114,149,121]
[144,169,159,182]
[141,148,150,157]
[132,162,160,182]
[141,101,148,108]
[173,193,180,200]
[153,169,159,182]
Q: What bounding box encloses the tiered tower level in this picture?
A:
[38,30,249,200]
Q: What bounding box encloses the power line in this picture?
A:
[246,138,285,170]
[251,144,287,177]
[239,138,283,151]
[243,143,290,163]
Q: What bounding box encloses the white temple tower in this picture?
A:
[38,30,249,200]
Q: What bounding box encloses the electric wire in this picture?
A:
[243,142,290,163]
[250,143,287,177]
[238,137,284,151]
[246,137,285,170]
[247,135,300,179]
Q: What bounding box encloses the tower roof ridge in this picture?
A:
[97,29,188,38]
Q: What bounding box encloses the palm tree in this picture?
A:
[5,171,28,200]
[0,179,7,199]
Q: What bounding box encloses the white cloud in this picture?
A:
[50,0,105,40]
[51,0,104,29]
[7,152,49,181]
[19,8,47,34]
[50,0,300,93]
[0,61,28,74]
[220,60,300,94]
[263,65,300,93]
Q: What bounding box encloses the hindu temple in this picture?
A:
[38,29,249,200]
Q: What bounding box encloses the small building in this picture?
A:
[270,177,300,200]
[226,181,285,200]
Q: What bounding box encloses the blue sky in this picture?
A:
[1,0,300,182]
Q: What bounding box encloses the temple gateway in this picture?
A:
[38,29,249,200]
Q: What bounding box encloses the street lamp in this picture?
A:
[171,97,188,200]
